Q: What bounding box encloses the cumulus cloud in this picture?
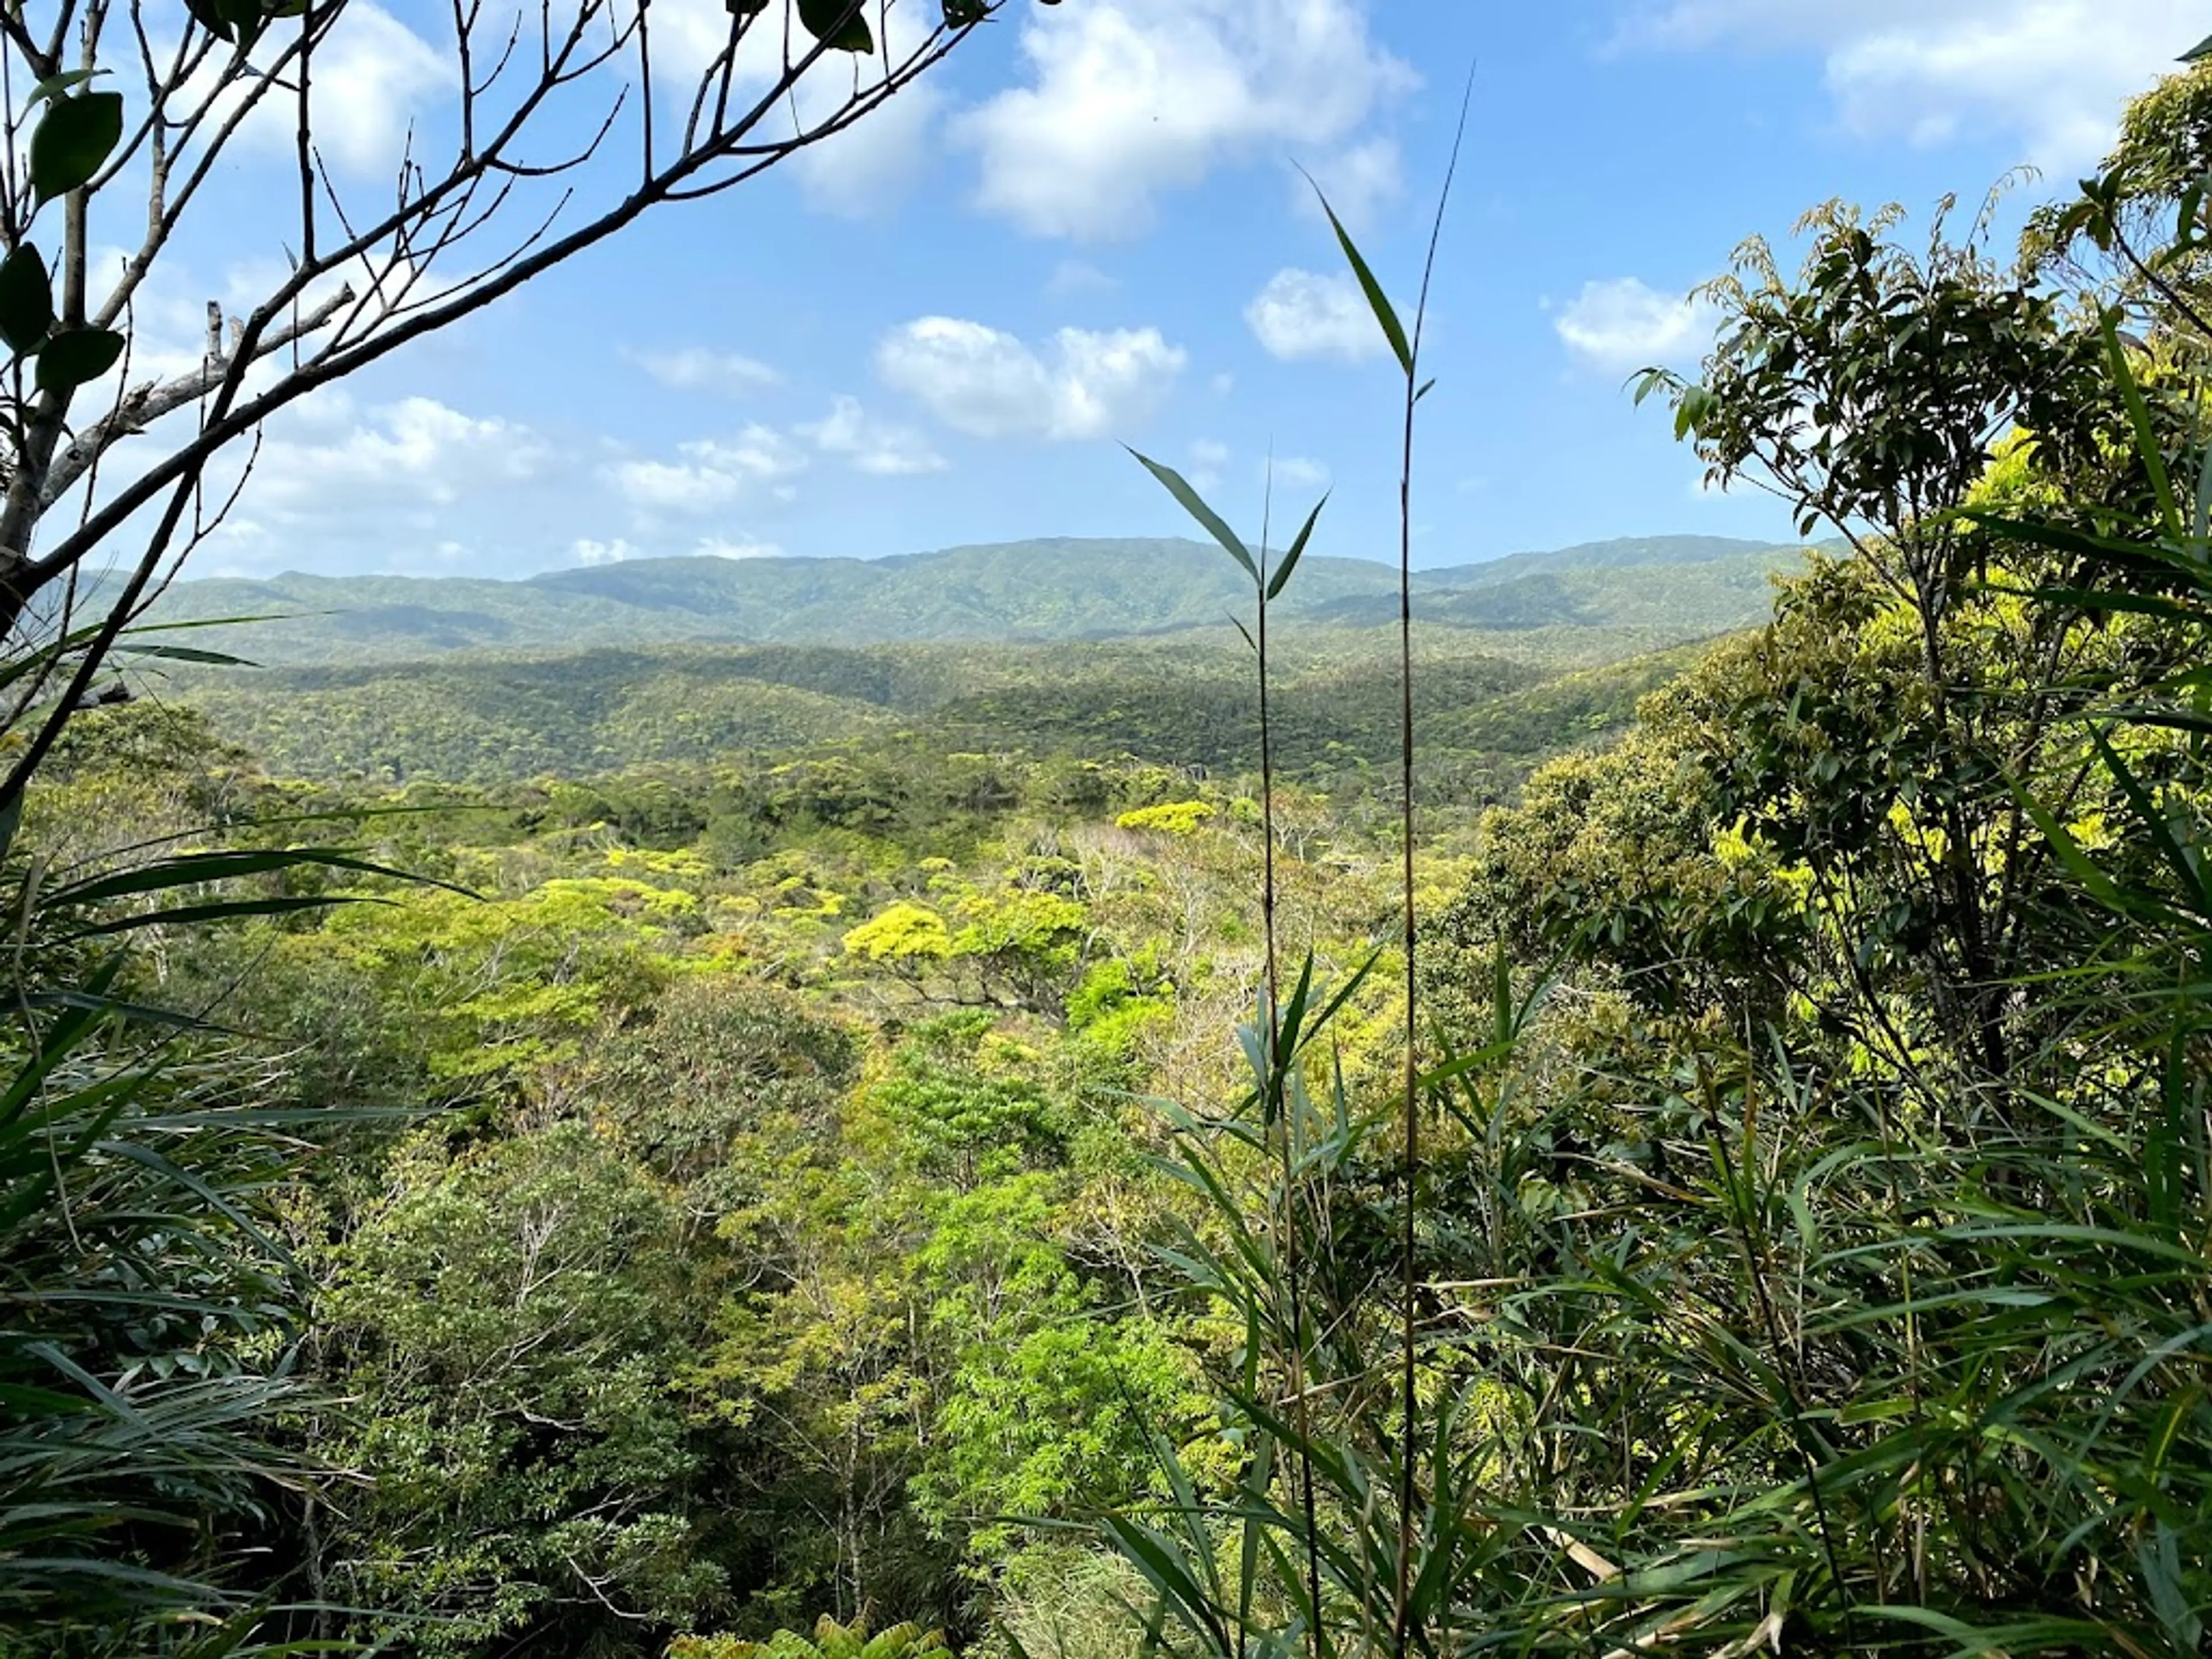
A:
[215,4,446,176]
[877,317,1186,440]
[610,426,808,515]
[802,396,948,475]
[250,396,549,517]
[309,6,450,172]
[1245,269,1389,363]
[1616,0,2197,168]
[1271,456,1330,491]
[1553,278,1719,373]
[957,0,1415,240]
[185,395,550,574]
[623,346,782,394]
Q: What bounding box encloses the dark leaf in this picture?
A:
[0,245,54,355]
[796,0,873,51]
[30,93,124,202]
[46,846,475,908]
[183,0,236,40]
[111,643,259,667]
[69,894,391,938]
[35,327,124,393]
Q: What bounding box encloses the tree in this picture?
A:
[1637,200,2132,1076]
[0,0,1033,815]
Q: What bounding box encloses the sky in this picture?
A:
[89,0,2212,582]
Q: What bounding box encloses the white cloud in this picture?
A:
[623,346,782,394]
[1296,136,1403,229]
[794,80,945,218]
[802,395,949,475]
[312,6,449,173]
[217,4,447,176]
[877,316,1186,440]
[1272,456,1330,492]
[1553,278,1719,373]
[1616,0,2197,169]
[611,425,808,515]
[181,396,548,574]
[1245,269,1389,363]
[250,396,548,519]
[573,533,783,565]
[957,0,1415,240]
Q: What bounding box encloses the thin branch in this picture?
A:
[40,284,354,505]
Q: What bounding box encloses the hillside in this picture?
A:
[164,622,1717,793]
[145,533,1804,664]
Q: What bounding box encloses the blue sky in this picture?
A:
[124,0,2206,581]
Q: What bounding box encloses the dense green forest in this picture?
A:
[162,627,1705,796]
[141,534,1800,664]
[15,36,2212,1659]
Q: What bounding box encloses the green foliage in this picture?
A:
[669,1614,949,1659]
[315,1123,717,1653]
[0,754,444,1649]
[1075,53,2212,1659]
[844,902,955,963]
[1115,800,1214,835]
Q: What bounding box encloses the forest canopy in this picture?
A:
[9,23,2212,1659]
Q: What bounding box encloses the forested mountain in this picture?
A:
[144,533,1800,662]
[168,626,1686,793]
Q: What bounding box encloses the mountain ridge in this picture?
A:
[145,533,1806,664]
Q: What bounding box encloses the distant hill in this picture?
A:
[1415,534,1786,587]
[145,534,1805,664]
[165,627,1642,788]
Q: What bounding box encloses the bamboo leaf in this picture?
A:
[1305,179,1411,374]
[1265,494,1328,601]
[1128,448,1257,581]
[2104,311,2180,539]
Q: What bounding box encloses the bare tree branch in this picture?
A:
[41,283,355,505]
[0,0,1001,812]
